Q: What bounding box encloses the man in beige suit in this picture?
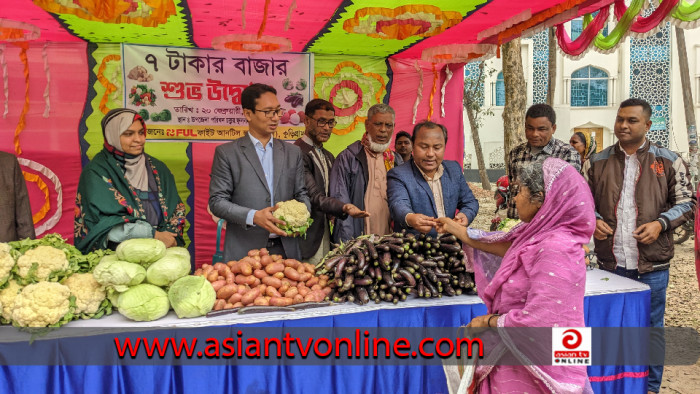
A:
[0,151,35,242]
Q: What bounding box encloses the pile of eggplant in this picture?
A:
[316,231,476,305]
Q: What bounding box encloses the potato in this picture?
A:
[253,297,269,306]
[217,284,237,300]
[311,284,322,291]
[241,288,261,305]
[218,276,225,281]
[297,286,310,297]
[278,282,289,294]
[284,287,298,299]
[207,271,219,282]
[251,278,261,287]
[239,261,253,276]
[232,301,244,308]
[234,275,249,285]
[273,272,285,279]
[284,267,301,281]
[292,294,304,304]
[213,262,228,274]
[303,293,317,302]
[269,297,294,307]
[211,280,226,292]
[262,276,282,288]
[296,264,306,274]
[225,271,235,284]
[237,285,248,295]
[251,260,262,270]
[253,269,268,279]
[303,263,316,273]
[228,293,243,304]
[284,259,300,269]
[299,273,312,283]
[259,248,269,256]
[194,268,203,276]
[271,254,283,262]
[260,255,272,267]
[224,303,235,309]
[228,261,241,274]
[306,277,319,287]
[318,278,327,288]
[213,299,226,311]
[266,286,282,298]
[322,287,332,295]
[265,262,285,275]
[202,265,214,276]
[258,284,267,296]
[248,249,260,257]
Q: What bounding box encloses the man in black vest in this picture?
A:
[294,99,368,263]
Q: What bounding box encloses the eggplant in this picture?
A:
[341,274,355,292]
[407,254,425,264]
[440,243,462,254]
[439,234,458,243]
[362,238,379,260]
[323,255,343,271]
[382,270,395,286]
[423,276,438,295]
[354,276,373,286]
[421,260,437,268]
[387,243,404,254]
[352,247,367,271]
[356,287,370,304]
[335,257,348,278]
[398,269,416,287]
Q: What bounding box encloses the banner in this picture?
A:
[122,44,312,141]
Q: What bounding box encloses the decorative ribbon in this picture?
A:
[18,157,63,236]
[674,0,700,20]
[96,54,121,114]
[13,42,29,156]
[555,6,610,57]
[257,0,271,39]
[22,171,50,223]
[412,60,423,125]
[285,0,297,31]
[242,0,247,30]
[0,44,7,118]
[42,42,51,118]
[441,65,453,118]
[593,0,642,52]
[428,63,438,120]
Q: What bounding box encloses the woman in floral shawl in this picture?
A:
[437,158,595,393]
[569,131,597,166]
[74,108,185,253]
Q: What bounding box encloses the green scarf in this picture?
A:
[74,149,185,253]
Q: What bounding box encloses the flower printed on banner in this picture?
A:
[33,0,177,27]
[343,5,463,40]
[314,61,385,136]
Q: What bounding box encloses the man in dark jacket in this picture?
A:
[387,121,478,237]
[294,99,368,263]
[583,98,696,393]
[329,103,403,243]
[0,151,35,242]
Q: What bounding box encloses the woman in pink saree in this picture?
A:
[437,158,595,393]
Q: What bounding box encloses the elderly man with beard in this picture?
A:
[294,99,368,263]
[329,103,403,242]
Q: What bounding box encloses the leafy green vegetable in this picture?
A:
[117,284,170,322]
[168,276,215,318]
[116,238,166,268]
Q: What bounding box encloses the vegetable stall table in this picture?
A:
[0,269,649,394]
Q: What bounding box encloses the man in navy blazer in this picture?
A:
[209,84,310,261]
[387,121,479,236]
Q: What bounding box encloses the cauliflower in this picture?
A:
[273,200,313,236]
[62,273,110,318]
[11,282,74,328]
[0,280,23,324]
[497,218,521,232]
[15,245,71,284]
[0,243,15,287]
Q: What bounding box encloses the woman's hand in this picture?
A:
[466,314,492,328]
[155,231,178,248]
[435,217,466,237]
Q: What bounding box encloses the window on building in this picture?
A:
[495,72,505,106]
[571,66,608,107]
[571,13,608,40]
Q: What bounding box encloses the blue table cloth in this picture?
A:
[0,270,650,394]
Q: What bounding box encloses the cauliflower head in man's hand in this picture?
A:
[273,200,313,237]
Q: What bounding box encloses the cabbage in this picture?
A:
[146,253,191,287]
[168,276,216,318]
[165,247,190,260]
[117,284,170,322]
[116,238,166,267]
[93,260,146,292]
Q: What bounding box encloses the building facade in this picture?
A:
[463,20,700,171]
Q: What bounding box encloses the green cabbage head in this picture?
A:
[116,238,166,267]
[146,252,191,287]
[93,260,146,292]
[168,276,216,318]
[117,284,170,322]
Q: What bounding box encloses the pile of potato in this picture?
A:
[195,248,332,311]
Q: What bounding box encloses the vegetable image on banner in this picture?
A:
[122,44,312,141]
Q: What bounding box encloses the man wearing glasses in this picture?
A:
[209,83,310,261]
[329,103,404,242]
[294,99,369,263]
